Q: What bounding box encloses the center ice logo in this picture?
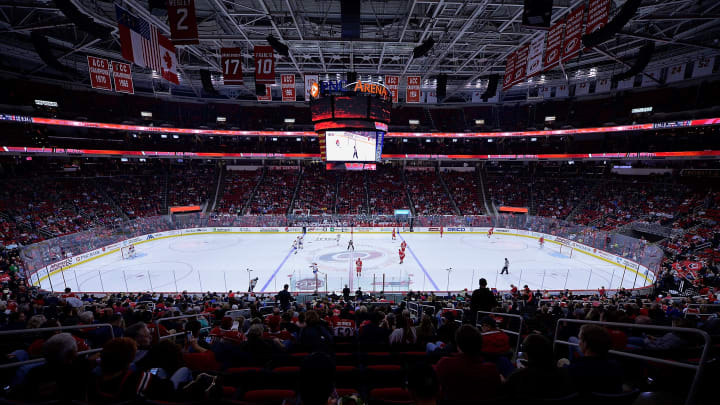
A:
[317,250,382,263]
[295,278,323,291]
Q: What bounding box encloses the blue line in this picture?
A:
[260,247,295,292]
[399,234,439,290]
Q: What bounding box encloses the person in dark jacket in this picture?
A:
[470,278,497,322]
[298,310,333,351]
[277,284,293,310]
[568,324,623,394]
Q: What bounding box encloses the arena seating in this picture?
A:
[248,169,300,215]
[217,169,264,214]
[366,166,409,215]
[441,170,485,215]
[292,165,337,214]
[336,171,367,215]
[404,169,456,215]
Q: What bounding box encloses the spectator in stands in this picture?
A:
[135,340,193,389]
[294,352,336,405]
[358,311,390,345]
[471,278,496,320]
[15,333,88,402]
[567,324,623,394]
[434,325,501,401]
[504,334,573,399]
[124,322,152,363]
[389,309,417,345]
[479,317,510,354]
[89,337,174,403]
[278,284,293,310]
[416,313,437,347]
[298,310,333,351]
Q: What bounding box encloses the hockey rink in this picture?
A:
[33,232,651,294]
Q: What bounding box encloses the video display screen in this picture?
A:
[325,130,380,162]
[310,97,332,121]
[369,97,391,122]
[333,96,368,119]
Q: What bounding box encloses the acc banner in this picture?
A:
[502,51,516,91]
[254,45,275,84]
[562,5,586,62]
[167,0,199,45]
[304,74,318,101]
[385,75,399,103]
[544,18,565,69]
[111,61,134,94]
[221,48,243,85]
[585,0,610,36]
[406,76,421,103]
[526,36,545,77]
[87,56,112,91]
[256,84,272,101]
[281,74,296,101]
[513,45,529,85]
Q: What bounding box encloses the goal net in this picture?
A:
[550,242,573,258]
[121,245,136,259]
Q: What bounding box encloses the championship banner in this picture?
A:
[385,75,399,103]
[667,63,686,83]
[544,18,565,69]
[281,74,296,102]
[111,61,134,94]
[406,76,421,103]
[304,74,318,101]
[220,47,243,85]
[575,81,589,96]
[561,5,586,62]
[595,78,611,93]
[502,51,517,91]
[513,44,529,85]
[87,56,112,91]
[555,83,569,98]
[693,56,714,78]
[167,0,199,45]
[254,45,275,84]
[617,76,635,90]
[585,0,610,36]
[256,84,272,101]
[526,36,545,77]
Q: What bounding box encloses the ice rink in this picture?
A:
[33,232,651,294]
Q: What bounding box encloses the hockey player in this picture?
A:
[297,236,304,250]
[248,277,258,292]
[440,226,443,238]
[400,240,407,251]
[500,258,509,274]
[356,258,363,277]
[352,143,358,159]
[347,239,354,250]
[539,236,544,248]
[310,263,319,294]
[392,228,396,240]
[398,248,405,264]
[292,239,298,254]
[488,227,494,238]
[336,234,341,246]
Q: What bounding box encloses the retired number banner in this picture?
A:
[526,36,545,77]
[561,5,586,62]
[111,61,134,94]
[254,45,276,84]
[87,56,112,91]
[281,74,296,102]
[167,0,200,45]
[385,75,399,103]
[221,47,244,85]
[513,45,529,86]
[586,0,610,36]
[406,76,421,103]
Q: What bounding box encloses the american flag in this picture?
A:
[115,4,161,71]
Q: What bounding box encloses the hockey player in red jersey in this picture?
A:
[398,248,405,264]
[356,258,363,277]
[440,226,444,238]
[400,240,407,250]
[539,236,544,248]
[392,228,396,240]
[488,227,494,238]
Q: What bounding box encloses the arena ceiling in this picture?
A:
[0,0,719,101]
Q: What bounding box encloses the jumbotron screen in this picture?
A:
[325,130,384,162]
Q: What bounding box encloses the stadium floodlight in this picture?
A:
[475,119,485,125]
[487,139,493,143]
[141,111,152,118]
[120,158,128,162]
[172,135,179,139]
[531,137,537,142]
[160,134,168,139]
[216,116,226,122]
[132,134,138,138]
[452,139,458,142]
[272,137,278,141]
[545,116,556,122]
[284,118,295,123]
[139,158,146,162]
[409,119,420,125]
[402,139,408,143]
[296,137,301,141]
[568,160,574,165]
[426,139,431,143]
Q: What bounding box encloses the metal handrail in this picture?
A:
[0,323,114,370]
[475,311,524,360]
[552,318,711,405]
[407,302,420,319]
[153,314,204,340]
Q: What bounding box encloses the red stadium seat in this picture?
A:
[242,389,295,403]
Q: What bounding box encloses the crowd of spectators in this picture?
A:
[404,169,456,216]
[440,170,485,215]
[166,165,217,208]
[248,169,300,215]
[217,169,264,214]
[292,165,337,215]
[366,165,410,215]
[336,172,368,215]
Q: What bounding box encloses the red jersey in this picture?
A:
[401,241,407,249]
[356,259,362,271]
[399,249,405,258]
